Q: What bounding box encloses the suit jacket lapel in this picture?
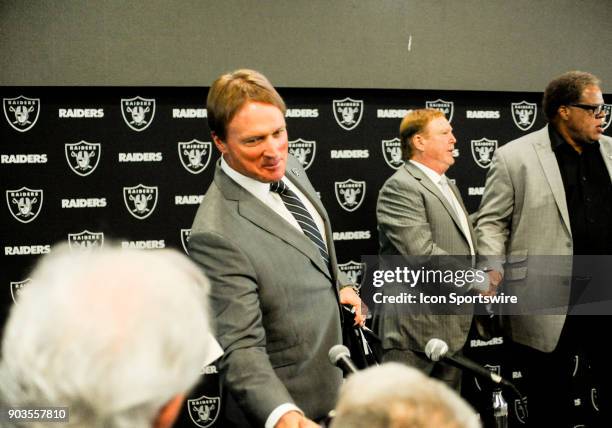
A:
[532,127,572,236]
[449,180,477,245]
[404,162,465,235]
[215,162,332,280]
[283,159,337,278]
[600,139,612,180]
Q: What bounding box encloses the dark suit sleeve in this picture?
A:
[189,230,295,425]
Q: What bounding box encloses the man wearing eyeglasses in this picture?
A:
[475,71,611,426]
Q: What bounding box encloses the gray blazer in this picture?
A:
[375,161,475,355]
[189,156,344,426]
[475,125,612,352]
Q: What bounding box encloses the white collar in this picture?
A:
[220,157,273,200]
[409,159,447,185]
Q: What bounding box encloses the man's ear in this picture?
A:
[153,394,185,428]
[212,132,226,154]
[412,134,425,152]
[558,106,570,121]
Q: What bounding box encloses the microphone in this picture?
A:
[328,344,358,375]
[425,338,512,387]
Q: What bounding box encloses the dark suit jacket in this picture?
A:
[189,156,344,426]
[375,161,475,355]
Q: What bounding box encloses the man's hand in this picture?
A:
[479,270,503,297]
[339,286,366,326]
[275,411,319,428]
[488,270,503,288]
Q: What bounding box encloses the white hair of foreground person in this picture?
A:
[331,362,481,428]
[0,245,217,428]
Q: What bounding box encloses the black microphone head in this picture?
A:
[328,344,351,365]
[425,338,449,362]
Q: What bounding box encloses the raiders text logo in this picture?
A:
[181,228,191,254]
[6,187,43,223]
[471,138,498,169]
[425,99,454,123]
[288,139,316,170]
[335,179,366,212]
[10,278,31,303]
[178,140,212,174]
[381,138,404,169]
[3,96,40,132]
[121,96,156,131]
[65,140,101,176]
[123,184,158,220]
[187,395,220,428]
[338,260,366,289]
[68,230,105,252]
[333,98,364,131]
[511,101,537,131]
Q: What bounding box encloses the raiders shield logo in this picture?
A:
[471,138,498,169]
[187,395,220,428]
[514,397,528,424]
[123,184,158,220]
[335,179,366,212]
[6,187,43,223]
[288,139,316,170]
[180,228,191,254]
[602,104,612,131]
[381,138,404,169]
[65,140,101,176]
[474,364,501,391]
[178,140,212,174]
[338,260,366,289]
[68,230,105,252]
[121,96,156,131]
[10,278,31,303]
[3,96,40,132]
[425,99,454,123]
[333,98,364,131]
[511,101,537,131]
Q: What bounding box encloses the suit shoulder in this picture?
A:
[191,185,237,234]
[380,167,416,189]
[495,126,548,159]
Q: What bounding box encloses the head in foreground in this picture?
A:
[0,245,215,428]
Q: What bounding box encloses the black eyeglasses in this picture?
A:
[569,103,606,116]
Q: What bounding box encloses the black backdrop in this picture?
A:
[2,87,610,427]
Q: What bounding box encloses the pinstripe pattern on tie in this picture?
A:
[270,180,330,266]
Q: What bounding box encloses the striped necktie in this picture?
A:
[270,180,330,267]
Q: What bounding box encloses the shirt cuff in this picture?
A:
[265,403,303,428]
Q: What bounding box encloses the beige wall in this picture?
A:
[1,0,611,90]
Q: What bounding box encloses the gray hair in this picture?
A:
[0,245,213,428]
[331,363,481,428]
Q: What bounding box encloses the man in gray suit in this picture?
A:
[189,69,363,428]
[475,71,612,426]
[375,109,493,390]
